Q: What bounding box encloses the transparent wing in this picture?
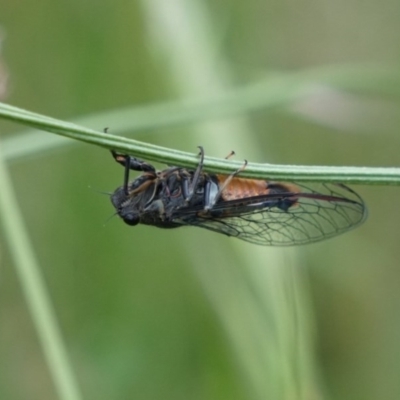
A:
[172,183,367,246]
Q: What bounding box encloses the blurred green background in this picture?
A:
[1,1,400,399]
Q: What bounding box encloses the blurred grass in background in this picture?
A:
[0,1,400,400]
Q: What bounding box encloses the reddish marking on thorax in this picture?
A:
[216,176,270,201]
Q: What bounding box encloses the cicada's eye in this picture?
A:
[123,213,140,226]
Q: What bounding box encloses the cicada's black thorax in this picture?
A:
[111,163,215,228]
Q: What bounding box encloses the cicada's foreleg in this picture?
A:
[110,150,156,174]
[110,150,156,195]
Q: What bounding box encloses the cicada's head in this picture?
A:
[110,186,141,226]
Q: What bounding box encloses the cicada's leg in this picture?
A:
[111,150,156,195]
[225,150,235,160]
[203,160,248,210]
[110,150,156,174]
[181,146,205,202]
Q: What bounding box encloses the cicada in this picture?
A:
[110,147,366,246]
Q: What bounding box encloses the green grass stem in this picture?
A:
[0,141,83,400]
[0,99,399,185]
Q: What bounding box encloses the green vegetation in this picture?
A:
[1,1,400,400]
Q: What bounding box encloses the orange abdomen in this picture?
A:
[215,175,300,201]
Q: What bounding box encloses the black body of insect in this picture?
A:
[110,148,367,246]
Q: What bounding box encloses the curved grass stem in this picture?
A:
[0,97,399,185]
